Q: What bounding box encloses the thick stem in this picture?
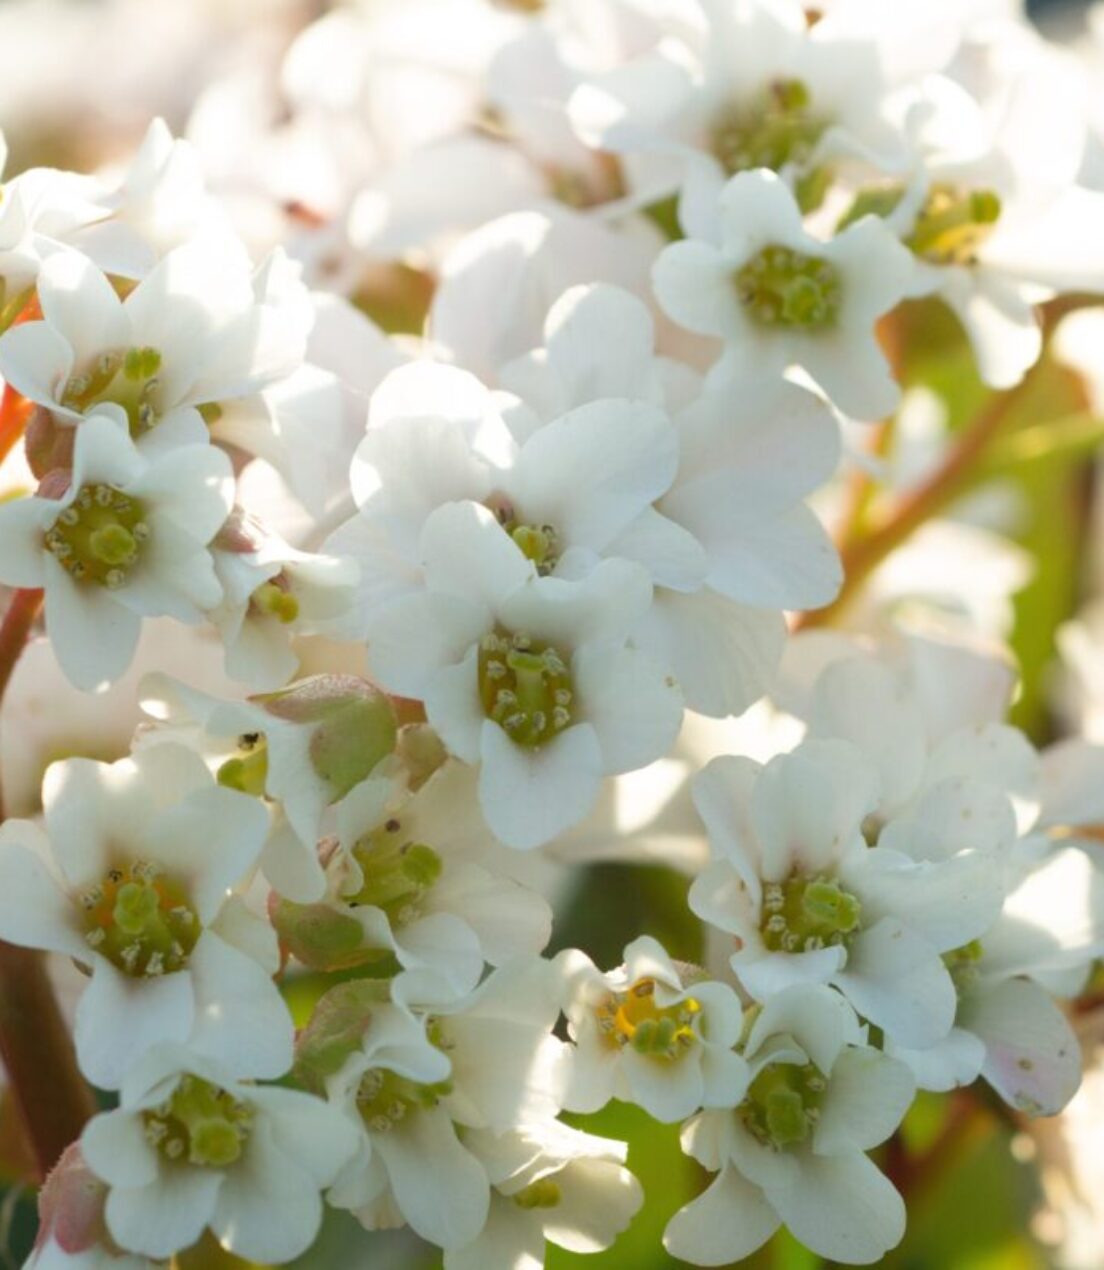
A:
[795,385,1022,632]
[0,946,98,1180]
[0,587,96,1179]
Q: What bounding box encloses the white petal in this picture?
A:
[664,1168,780,1267]
[771,1151,905,1265]
[0,496,51,587]
[575,644,683,775]
[478,720,602,850]
[37,250,129,364]
[365,589,488,699]
[75,960,194,1089]
[510,400,678,552]
[814,1047,914,1155]
[43,554,142,691]
[834,919,957,1049]
[750,740,878,880]
[374,1107,490,1249]
[962,977,1081,1116]
[188,931,294,1080]
[652,240,740,339]
[105,1169,221,1260]
[81,1109,160,1188]
[0,824,85,958]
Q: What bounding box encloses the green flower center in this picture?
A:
[44,484,148,588]
[487,495,560,575]
[356,1066,453,1135]
[478,628,574,749]
[345,815,443,929]
[594,977,701,1062]
[906,184,1002,265]
[216,733,269,797]
[251,580,300,625]
[80,861,200,978]
[942,938,984,992]
[711,79,831,211]
[759,873,862,953]
[838,182,1001,266]
[735,246,842,330]
[60,346,163,438]
[514,1178,563,1209]
[739,1060,826,1149]
[143,1075,253,1168]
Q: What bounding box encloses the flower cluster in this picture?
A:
[1,0,1104,1267]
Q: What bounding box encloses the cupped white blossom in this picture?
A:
[0,743,290,1089]
[136,672,397,903]
[665,983,914,1266]
[363,499,683,849]
[272,759,554,1001]
[0,240,314,461]
[568,0,912,229]
[795,646,1038,848]
[0,414,233,689]
[326,959,564,1249]
[208,508,359,690]
[558,935,748,1123]
[446,1119,644,1270]
[81,1044,358,1263]
[652,169,916,420]
[852,68,1104,388]
[690,739,1007,1048]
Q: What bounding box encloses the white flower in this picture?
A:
[665,983,914,1266]
[274,760,554,1000]
[559,935,748,1123]
[325,356,681,628]
[652,169,916,420]
[446,1120,644,1270]
[860,71,1104,388]
[0,414,232,689]
[363,499,683,849]
[690,739,1006,1048]
[569,0,909,227]
[0,743,290,1089]
[325,1000,490,1249]
[327,960,564,1249]
[81,1044,357,1264]
[0,242,312,458]
[209,509,359,690]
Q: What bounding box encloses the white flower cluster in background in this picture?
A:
[0,0,1102,1267]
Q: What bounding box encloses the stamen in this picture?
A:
[141,1074,253,1168]
[80,862,200,977]
[758,872,862,953]
[44,484,148,588]
[735,246,842,331]
[594,978,701,1062]
[478,627,575,749]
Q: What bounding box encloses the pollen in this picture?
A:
[60,345,163,438]
[143,1074,253,1168]
[80,859,200,977]
[735,246,842,331]
[44,484,148,587]
[478,628,575,748]
[759,872,862,953]
[486,494,560,575]
[594,977,701,1062]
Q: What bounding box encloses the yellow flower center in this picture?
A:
[143,1075,253,1168]
[80,860,200,978]
[44,484,148,588]
[478,628,575,749]
[595,977,701,1061]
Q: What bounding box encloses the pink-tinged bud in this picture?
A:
[35,467,73,503]
[254,675,398,801]
[293,980,391,1096]
[35,1144,110,1255]
[212,506,267,554]
[271,898,369,973]
[24,407,74,481]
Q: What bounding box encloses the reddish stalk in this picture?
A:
[0,587,97,1179]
